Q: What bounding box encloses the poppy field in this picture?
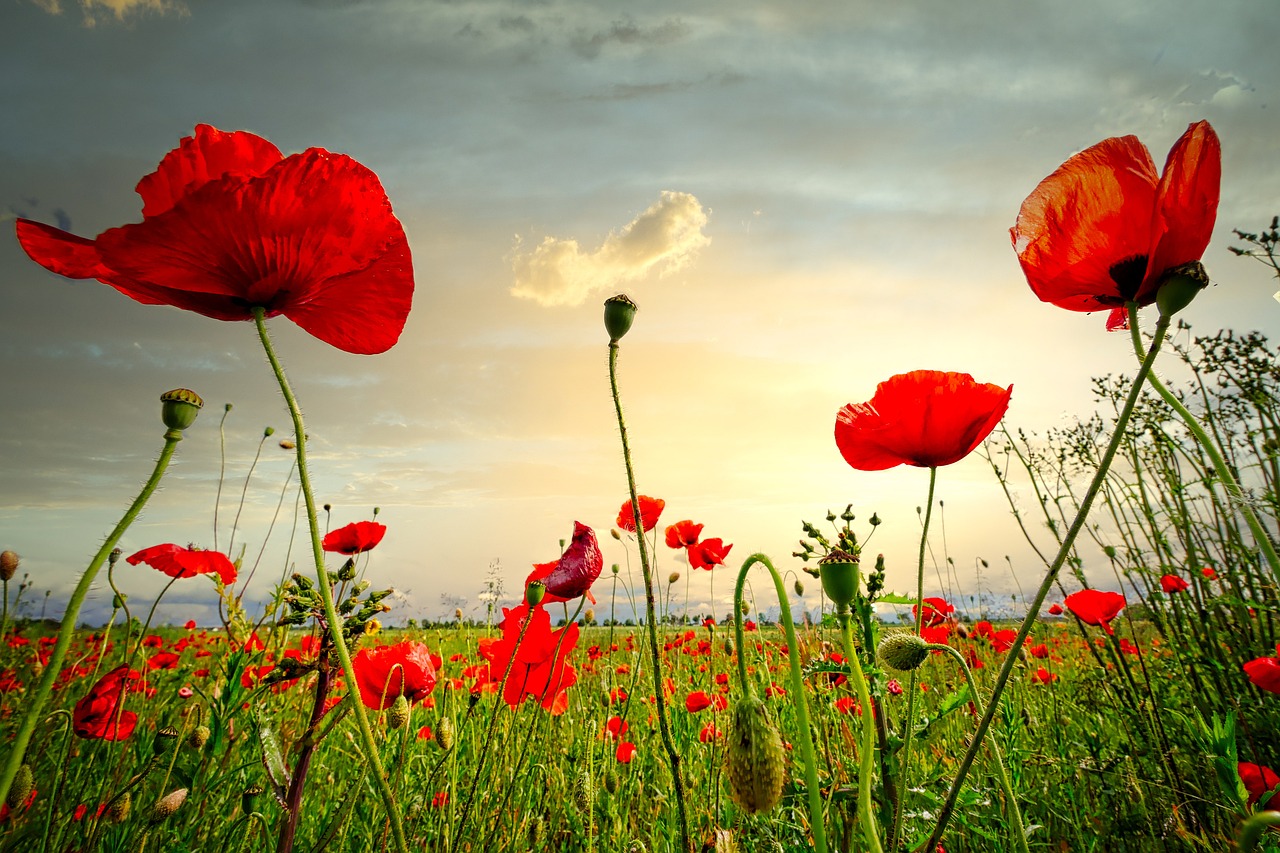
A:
[3,118,1280,853]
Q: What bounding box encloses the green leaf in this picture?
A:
[876,592,917,605]
[252,707,291,809]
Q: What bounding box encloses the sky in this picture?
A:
[1,0,1279,627]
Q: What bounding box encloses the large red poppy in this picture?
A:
[73,665,140,741]
[14,124,414,355]
[477,604,579,715]
[617,496,665,533]
[664,520,704,549]
[126,544,237,585]
[835,371,1012,470]
[322,521,387,555]
[1011,121,1220,329]
[352,641,439,710]
[1244,646,1280,696]
[1064,589,1126,635]
[525,521,603,604]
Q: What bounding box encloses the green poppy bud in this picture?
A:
[604,294,638,342]
[436,716,456,751]
[160,388,203,432]
[723,694,786,814]
[878,632,930,672]
[7,764,32,809]
[387,695,410,729]
[187,725,211,751]
[108,791,131,823]
[793,579,804,596]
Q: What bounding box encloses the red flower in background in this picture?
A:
[1160,574,1190,594]
[1239,762,1280,810]
[73,665,140,741]
[913,597,954,628]
[665,520,704,549]
[1064,589,1127,635]
[1244,647,1280,695]
[525,522,603,604]
[1030,667,1059,685]
[1011,121,1220,330]
[835,371,1012,470]
[322,521,387,555]
[685,691,713,713]
[688,538,733,571]
[1047,603,1064,616]
[617,496,665,533]
[15,125,414,355]
[127,544,236,585]
[352,641,438,710]
[477,604,579,715]
[1202,567,1219,581]
[616,741,636,763]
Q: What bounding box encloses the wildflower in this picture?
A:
[886,679,903,696]
[183,620,197,630]
[1011,121,1220,329]
[476,604,579,715]
[525,521,603,604]
[616,496,666,533]
[15,124,414,355]
[322,521,387,555]
[913,596,954,628]
[664,520,704,549]
[351,641,438,710]
[685,691,713,713]
[1159,574,1190,593]
[835,371,1012,470]
[1239,762,1280,810]
[73,665,140,741]
[604,715,629,740]
[1029,667,1058,685]
[699,722,722,742]
[416,724,433,741]
[1047,603,1064,616]
[127,544,236,585]
[688,538,733,571]
[1244,646,1280,695]
[178,686,194,699]
[1064,589,1126,635]
[615,741,636,763]
[1202,567,1219,581]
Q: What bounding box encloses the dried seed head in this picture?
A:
[7,764,32,809]
[454,608,464,622]
[149,788,187,823]
[723,694,786,814]
[387,695,410,730]
[0,551,18,582]
[435,716,455,751]
[878,633,929,672]
[108,791,131,823]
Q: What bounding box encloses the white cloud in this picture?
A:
[511,190,710,307]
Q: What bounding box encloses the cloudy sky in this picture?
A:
[2,0,1278,627]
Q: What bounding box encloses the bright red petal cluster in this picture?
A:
[1244,646,1280,695]
[1064,589,1126,634]
[15,124,414,355]
[913,596,954,628]
[126,543,237,585]
[73,665,141,741]
[1011,121,1220,328]
[688,538,733,571]
[477,604,579,715]
[322,521,387,555]
[525,522,603,604]
[352,641,439,710]
[1240,762,1280,810]
[835,371,1012,470]
[664,520,704,549]
[617,496,666,533]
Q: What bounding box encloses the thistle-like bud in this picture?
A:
[573,768,595,813]
[454,608,464,622]
[526,580,546,608]
[241,785,262,815]
[0,551,18,582]
[604,294,638,343]
[436,716,455,751]
[149,788,187,823]
[869,512,881,527]
[160,388,203,432]
[668,572,680,585]
[878,632,929,672]
[7,764,32,809]
[723,694,786,814]
[584,608,595,624]
[818,548,859,610]
[387,695,410,729]
[187,725,211,751]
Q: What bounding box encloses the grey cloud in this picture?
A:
[570,16,689,60]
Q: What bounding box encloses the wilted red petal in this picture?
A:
[1145,120,1221,299]
[525,522,602,603]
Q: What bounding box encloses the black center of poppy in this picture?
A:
[1108,255,1147,302]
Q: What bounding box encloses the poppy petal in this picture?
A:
[1144,120,1221,295]
[15,219,107,280]
[136,124,283,218]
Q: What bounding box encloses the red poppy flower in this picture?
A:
[1239,762,1280,810]
[477,604,579,715]
[616,741,637,763]
[1029,667,1058,685]
[126,544,236,585]
[699,722,722,742]
[1011,121,1220,329]
[1159,574,1190,594]
[1047,603,1064,616]
[1064,589,1126,635]
[617,496,666,533]
[913,597,954,628]
[685,691,713,713]
[322,521,387,555]
[1202,567,1219,581]
[15,125,414,355]
[835,371,1012,470]
[148,652,180,671]
[1245,646,1280,695]
[351,641,438,710]
[525,522,603,604]
[664,520,704,549]
[604,715,629,740]
[688,538,733,571]
[73,665,141,741]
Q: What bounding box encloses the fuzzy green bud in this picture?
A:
[793,579,804,596]
[436,716,455,751]
[107,791,131,823]
[387,695,410,729]
[878,632,930,672]
[668,571,680,585]
[7,764,32,809]
[187,725,211,751]
[604,768,620,795]
[604,294,638,343]
[723,694,786,814]
[160,388,203,432]
[149,788,187,823]
[573,768,595,813]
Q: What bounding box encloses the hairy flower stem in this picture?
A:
[921,306,1170,853]
[892,465,936,848]
[1127,308,1280,586]
[608,341,693,853]
[733,554,829,853]
[252,309,408,853]
[276,636,333,853]
[837,610,885,853]
[0,428,182,808]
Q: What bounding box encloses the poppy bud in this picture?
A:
[612,563,620,575]
[387,695,410,729]
[454,608,464,622]
[584,608,595,624]
[739,600,749,615]
[723,694,786,814]
[0,551,18,582]
[573,768,595,813]
[793,579,804,596]
[7,764,32,809]
[263,426,275,437]
[526,580,546,607]
[187,725,211,751]
[818,549,860,610]
[527,815,545,847]
[668,572,680,585]
[160,388,203,432]
[724,638,735,655]
[1102,545,1117,559]
[611,529,622,541]
[603,294,638,343]
[436,716,455,751]
[604,768,619,794]
[149,788,187,823]
[878,633,929,672]
[241,785,262,815]
[1156,261,1210,319]
[108,791,132,823]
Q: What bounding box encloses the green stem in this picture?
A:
[608,340,693,853]
[0,427,182,808]
[1126,307,1280,587]
[921,305,1170,853]
[251,309,407,853]
[838,610,885,853]
[1238,810,1280,852]
[733,554,828,853]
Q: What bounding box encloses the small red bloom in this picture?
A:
[604,715,629,740]
[73,665,141,741]
[351,641,438,710]
[1244,646,1280,695]
[127,544,236,585]
[322,521,387,555]
[1029,667,1058,685]
[1029,643,1049,659]
[834,696,858,715]
[688,538,733,571]
[886,679,903,696]
[525,521,603,604]
[15,124,414,355]
[148,652,180,671]
[416,724,433,741]
[835,371,1012,470]
[1159,574,1190,594]
[1064,589,1126,635]
[699,722,722,742]
[616,741,636,763]
[664,520,704,549]
[1202,567,1219,581]
[1047,603,1064,616]
[913,597,954,628]
[184,620,197,630]
[685,691,713,713]
[1012,121,1220,329]
[617,496,666,533]
[1240,762,1280,810]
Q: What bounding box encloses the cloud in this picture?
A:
[570,17,689,60]
[510,190,710,307]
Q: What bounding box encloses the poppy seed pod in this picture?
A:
[153,726,180,756]
[149,788,187,823]
[723,694,786,814]
[603,293,637,343]
[160,388,203,432]
[818,549,860,610]
[240,785,262,815]
[1156,261,1210,319]
[0,551,18,582]
[387,695,410,729]
[526,580,546,607]
[878,633,930,672]
[7,764,32,809]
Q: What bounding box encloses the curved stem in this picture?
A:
[0,428,182,807]
[921,306,1170,852]
[608,341,692,853]
[734,554,828,853]
[838,611,884,853]
[251,309,407,853]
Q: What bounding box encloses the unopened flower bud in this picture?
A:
[724,638,735,656]
[604,768,620,795]
[263,426,275,437]
[604,294,638,343]
[584,608,595,624]
[279,439,295,450]
[160,388,203,432]
[527,815,545,847]
[387,695,410,729]
[668,572,680,585]
[149,788,187,823]
[187,725,210,751]
[0,551,18,582]
[610,529,622,541]
[436,716,455,751]
[7,764,32,809]
[723,694,786,814]
[454,608,464,621]
[108,791,131,823]
[793,579,804,596]
[878,633,929,672]
[611,563,620,575]
[338,559,357,582]
[573,768,595,813]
